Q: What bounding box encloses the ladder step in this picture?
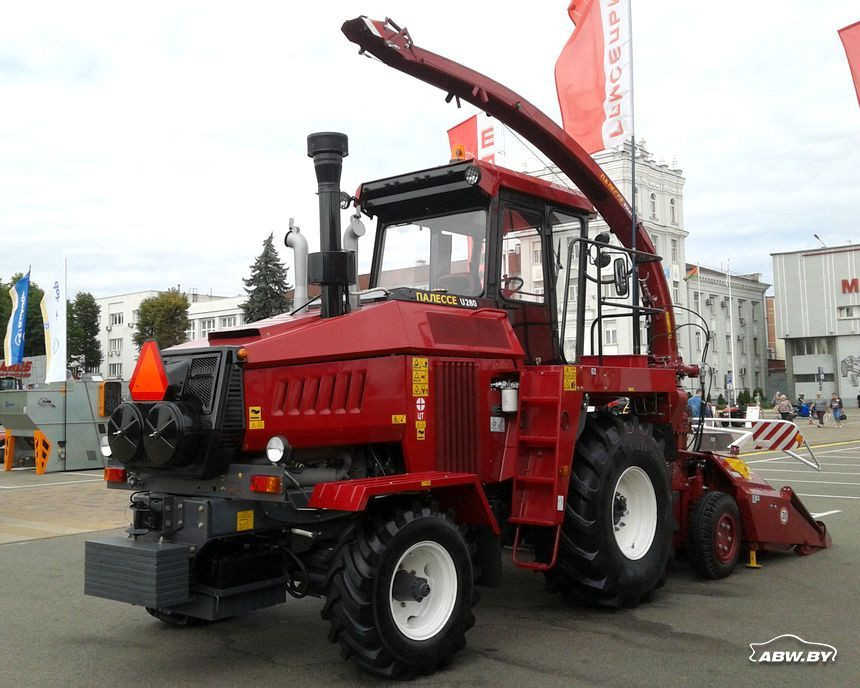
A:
[519,434,556,447]
[509,516,557,527]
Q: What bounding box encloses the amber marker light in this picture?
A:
[250,475,283,494]
[104,467,127,483]
[237,347,248,361]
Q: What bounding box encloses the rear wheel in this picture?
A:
[322,503,475,679]
[543,415,672,608]
[688,491,742,579]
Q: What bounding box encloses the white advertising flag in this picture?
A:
[40,263,67,383]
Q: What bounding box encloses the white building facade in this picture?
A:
[95,291,245,380]
[534,140,690,362]
[683,266,769,402]
[772,244,860,402]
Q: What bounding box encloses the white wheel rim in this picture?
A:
[612,466,658,560]
[388,540,458,641]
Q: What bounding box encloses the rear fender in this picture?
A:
[308,471,500,535]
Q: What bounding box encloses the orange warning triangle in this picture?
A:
[129,340,169,401]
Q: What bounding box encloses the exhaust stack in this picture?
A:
[307,132,355,319]
[285,218,309,313]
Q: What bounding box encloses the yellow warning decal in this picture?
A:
[665,311,673,338]
[413,383,429,397]
[412,358,430,397]
[563,366,577,391]
[420,479,432,487]
[236,509,254,532]
[391,414,406,424]
[249,420,265,430]
[412,357,428,369]
[416,422,426,441]
[248,406,262,421]
[725,457,750,479]
[412,368,429,383]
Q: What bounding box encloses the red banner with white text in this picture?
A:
[555,0,632,154]
[839,20,860,107]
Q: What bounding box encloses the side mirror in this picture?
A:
[594,232,611,268]
[613,257,629,297]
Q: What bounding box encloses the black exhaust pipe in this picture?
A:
[307,132,355,318]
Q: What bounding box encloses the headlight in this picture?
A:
[100,435,112,458]
[464,165,481,185]
[266,436,287,463]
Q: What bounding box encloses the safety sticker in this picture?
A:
[412,357,428,369]
[412,358,429,396]
[416,419,426,441]
[563,366,577,391]
[248,406,264,430]
[412,368,429,383]
[236,509,254,532]
[413,383,429,396]
[416,398,426,412]
[391,414,406,424]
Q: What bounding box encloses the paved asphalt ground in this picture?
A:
[1,416,858,687]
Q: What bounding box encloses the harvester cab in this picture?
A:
[84,15,831,681]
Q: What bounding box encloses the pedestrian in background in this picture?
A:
[813,392,827,428]
[830,393,844,429]
[777,395,794,421]
[687,389,704,419]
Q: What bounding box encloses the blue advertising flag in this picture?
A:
[3,271,31,365]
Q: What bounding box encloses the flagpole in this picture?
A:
[727,260,737,406]
[628,0,639,354]
[64,258,68,450]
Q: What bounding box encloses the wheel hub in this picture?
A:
[392,570,432,603]
[389,540,457,641]
[611,466,658,561]
[714,513,739,564]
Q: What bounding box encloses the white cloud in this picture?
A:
[0,1,858,296]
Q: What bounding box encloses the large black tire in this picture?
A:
[322,503,475,679]
[544,414,672,608]
[688,491,742,579]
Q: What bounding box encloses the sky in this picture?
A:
[1,1,858,298]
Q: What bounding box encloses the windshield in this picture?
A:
[376,209,487,296]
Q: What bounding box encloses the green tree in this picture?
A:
[68,292,102,370]
[0,273,45,358]
[133,289,190,350]
[241,233,292,323]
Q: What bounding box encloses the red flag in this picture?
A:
[839,20,860,107]
[447,113,498,164]
[555,0,632,154]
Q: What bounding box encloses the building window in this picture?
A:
[672,281,680,303]
[695,330,702,351]
[185,321,196,341]
[109,338,123,353]
[649,192,657,219]
[109,363,123,378]
[532,247,542,265]
[670,239,678,263]
[753,337,759,355]
[220,315,238,328]
[726,334,731,351]
[649,232,659,255]
[669,197,677,224]
[693,292,700,313]
[634,186,639,213]
[604,320,618,345]
[838,306,858,320]
[131,309,140,324]
[751,301,759,321]
[707,295,715,314]
[109,312,124,326]
[200,319,216,337]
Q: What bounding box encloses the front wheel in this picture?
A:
[543,415,672,608]
[688,491,742,579]
[322,503,475,679]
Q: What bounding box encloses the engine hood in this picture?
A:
[172,299,524,368]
